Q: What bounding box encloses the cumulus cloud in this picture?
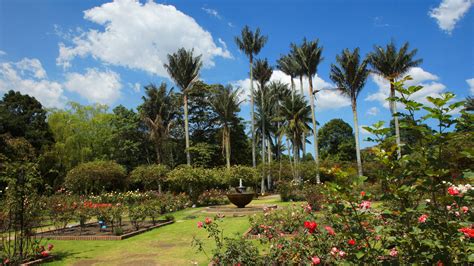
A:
[232,70,350,110]
[367,107,379,116]
[366,67,447,108]
[0,50,6,56]
[57,0,231,77]
[467,78,474,94]
[429,0,473,33]
[64,68,122,104]
[0,58,66,108]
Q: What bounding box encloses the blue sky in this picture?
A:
[1,0,473,149]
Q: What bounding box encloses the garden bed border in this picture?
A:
[36,220,174,241]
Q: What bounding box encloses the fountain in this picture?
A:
[226,179,254,208]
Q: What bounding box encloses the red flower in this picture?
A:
[459,227,474,238]
[448,187,459,196]
[304,221,318,233]
[347,239,356,246]
[462,206,469,213]
[418,214,428,223]
[197,221,203,228]
[40,250,50,257]
[436,260,444,266]
[311,256,321,265]
[360,191,366,197]
[205,217,212,225]
[47,244,54,251]
[325,226,335,236]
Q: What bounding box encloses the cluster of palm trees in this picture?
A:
[161,25,421,191]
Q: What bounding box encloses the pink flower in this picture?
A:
[305,204,312,213]
[205,217,212,225]
[455,211,460,217]
[418,214,428,223]
[40,250,50,257]
[197,221,203,228]
[347,239,356,246]
[311,256,321,265]
[47,244,54,251]
[448,187,459,196]
[325,226,335,236]
[3,258,10,265]
[330,247,339,256]
[338,250,346,257]
[446,205,452,211]
[390,247,398,257]
[462,206,469,213]
[359,200,371,210]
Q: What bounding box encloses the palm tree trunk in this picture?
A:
[308,76,320,183]
[299,75,306,156]
[267,138,272,190]
[286,138,295,180]
[290,77,295,101]
[184,93,191,165]
[293,133,300,182]
[250,58,257,168]
[225,127,231,170]
[352,101,363,177]
[390,81,402,159]
[261,87,266,194]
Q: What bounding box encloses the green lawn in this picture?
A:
[44,196,298,266]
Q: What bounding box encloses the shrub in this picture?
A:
[225,165,260,189]
[167,166,217,204]
[276,180,305,202]
[46,193,78,232]
[64,160,127,194]
[128,204,147,230]
[303,184,325,211]
[128,164,169,191]
[197,189,229,206]
[144,199,162,225]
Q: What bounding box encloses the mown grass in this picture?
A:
[44,196,299,265]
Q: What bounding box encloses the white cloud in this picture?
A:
[366,67,447,108]
[467,78,474,94]
[57,0,231,77]
[0,58,66,108]
[232,70,350,110]
[64,68,122,104]
[202,7,221,19]
[129,82,141,93]
[367,107,379,116]
[429,0,473,33]
[0,50,6,56]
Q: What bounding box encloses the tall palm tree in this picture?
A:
[330,48,369,177]
[290,44,308,156]
[292,38,324,183]
[277,54,299,99]
[139,83,179,164]
[164,48,203,166]
[235,26,268,168]
[209,85,242,170]
[279,93,312,181]
[368,41,422,159]
[253,58,273,192]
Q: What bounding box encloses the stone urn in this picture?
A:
[226,179,254,208]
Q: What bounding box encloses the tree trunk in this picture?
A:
[261,85,266,194]
[291,77,295,101]
[308,76,320,183]
[287,138,295,180]
[250,58,257,168]
[300,75,306,157]
[154,140,161,164]
[293,133,300,182]
[225,126,231,170]
[352,102,363,177]
[184,93,191,165]
[267,138,272,191]
[390,80,402,159]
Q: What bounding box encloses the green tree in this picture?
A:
[330,48,369,176]
[318,119,356,162]
[279,94,312,180]
[253,58,273,192]
[128,164,169,192]
[0,90,53,152]
[292,38,324,183]
[277,54,299,99]
[164,48,203,166]
[235,25,268,168]
[138,83,179,165]
[368,41,422,159]
[209,85,242,169]
[47,102,114,171]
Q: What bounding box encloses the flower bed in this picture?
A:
[36,220,174,240]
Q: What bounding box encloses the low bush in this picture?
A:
[64,160,127,194]
[197,189,229,206]
[167,166,217,204]
[128,164,169,191]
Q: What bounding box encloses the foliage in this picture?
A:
[197,189,229,206]
[0,90,53,151]
[318,119,356,161]
[64,160,127,194]
[128,204,147,231]
[167,166,218,204]
[128,164,169,191]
